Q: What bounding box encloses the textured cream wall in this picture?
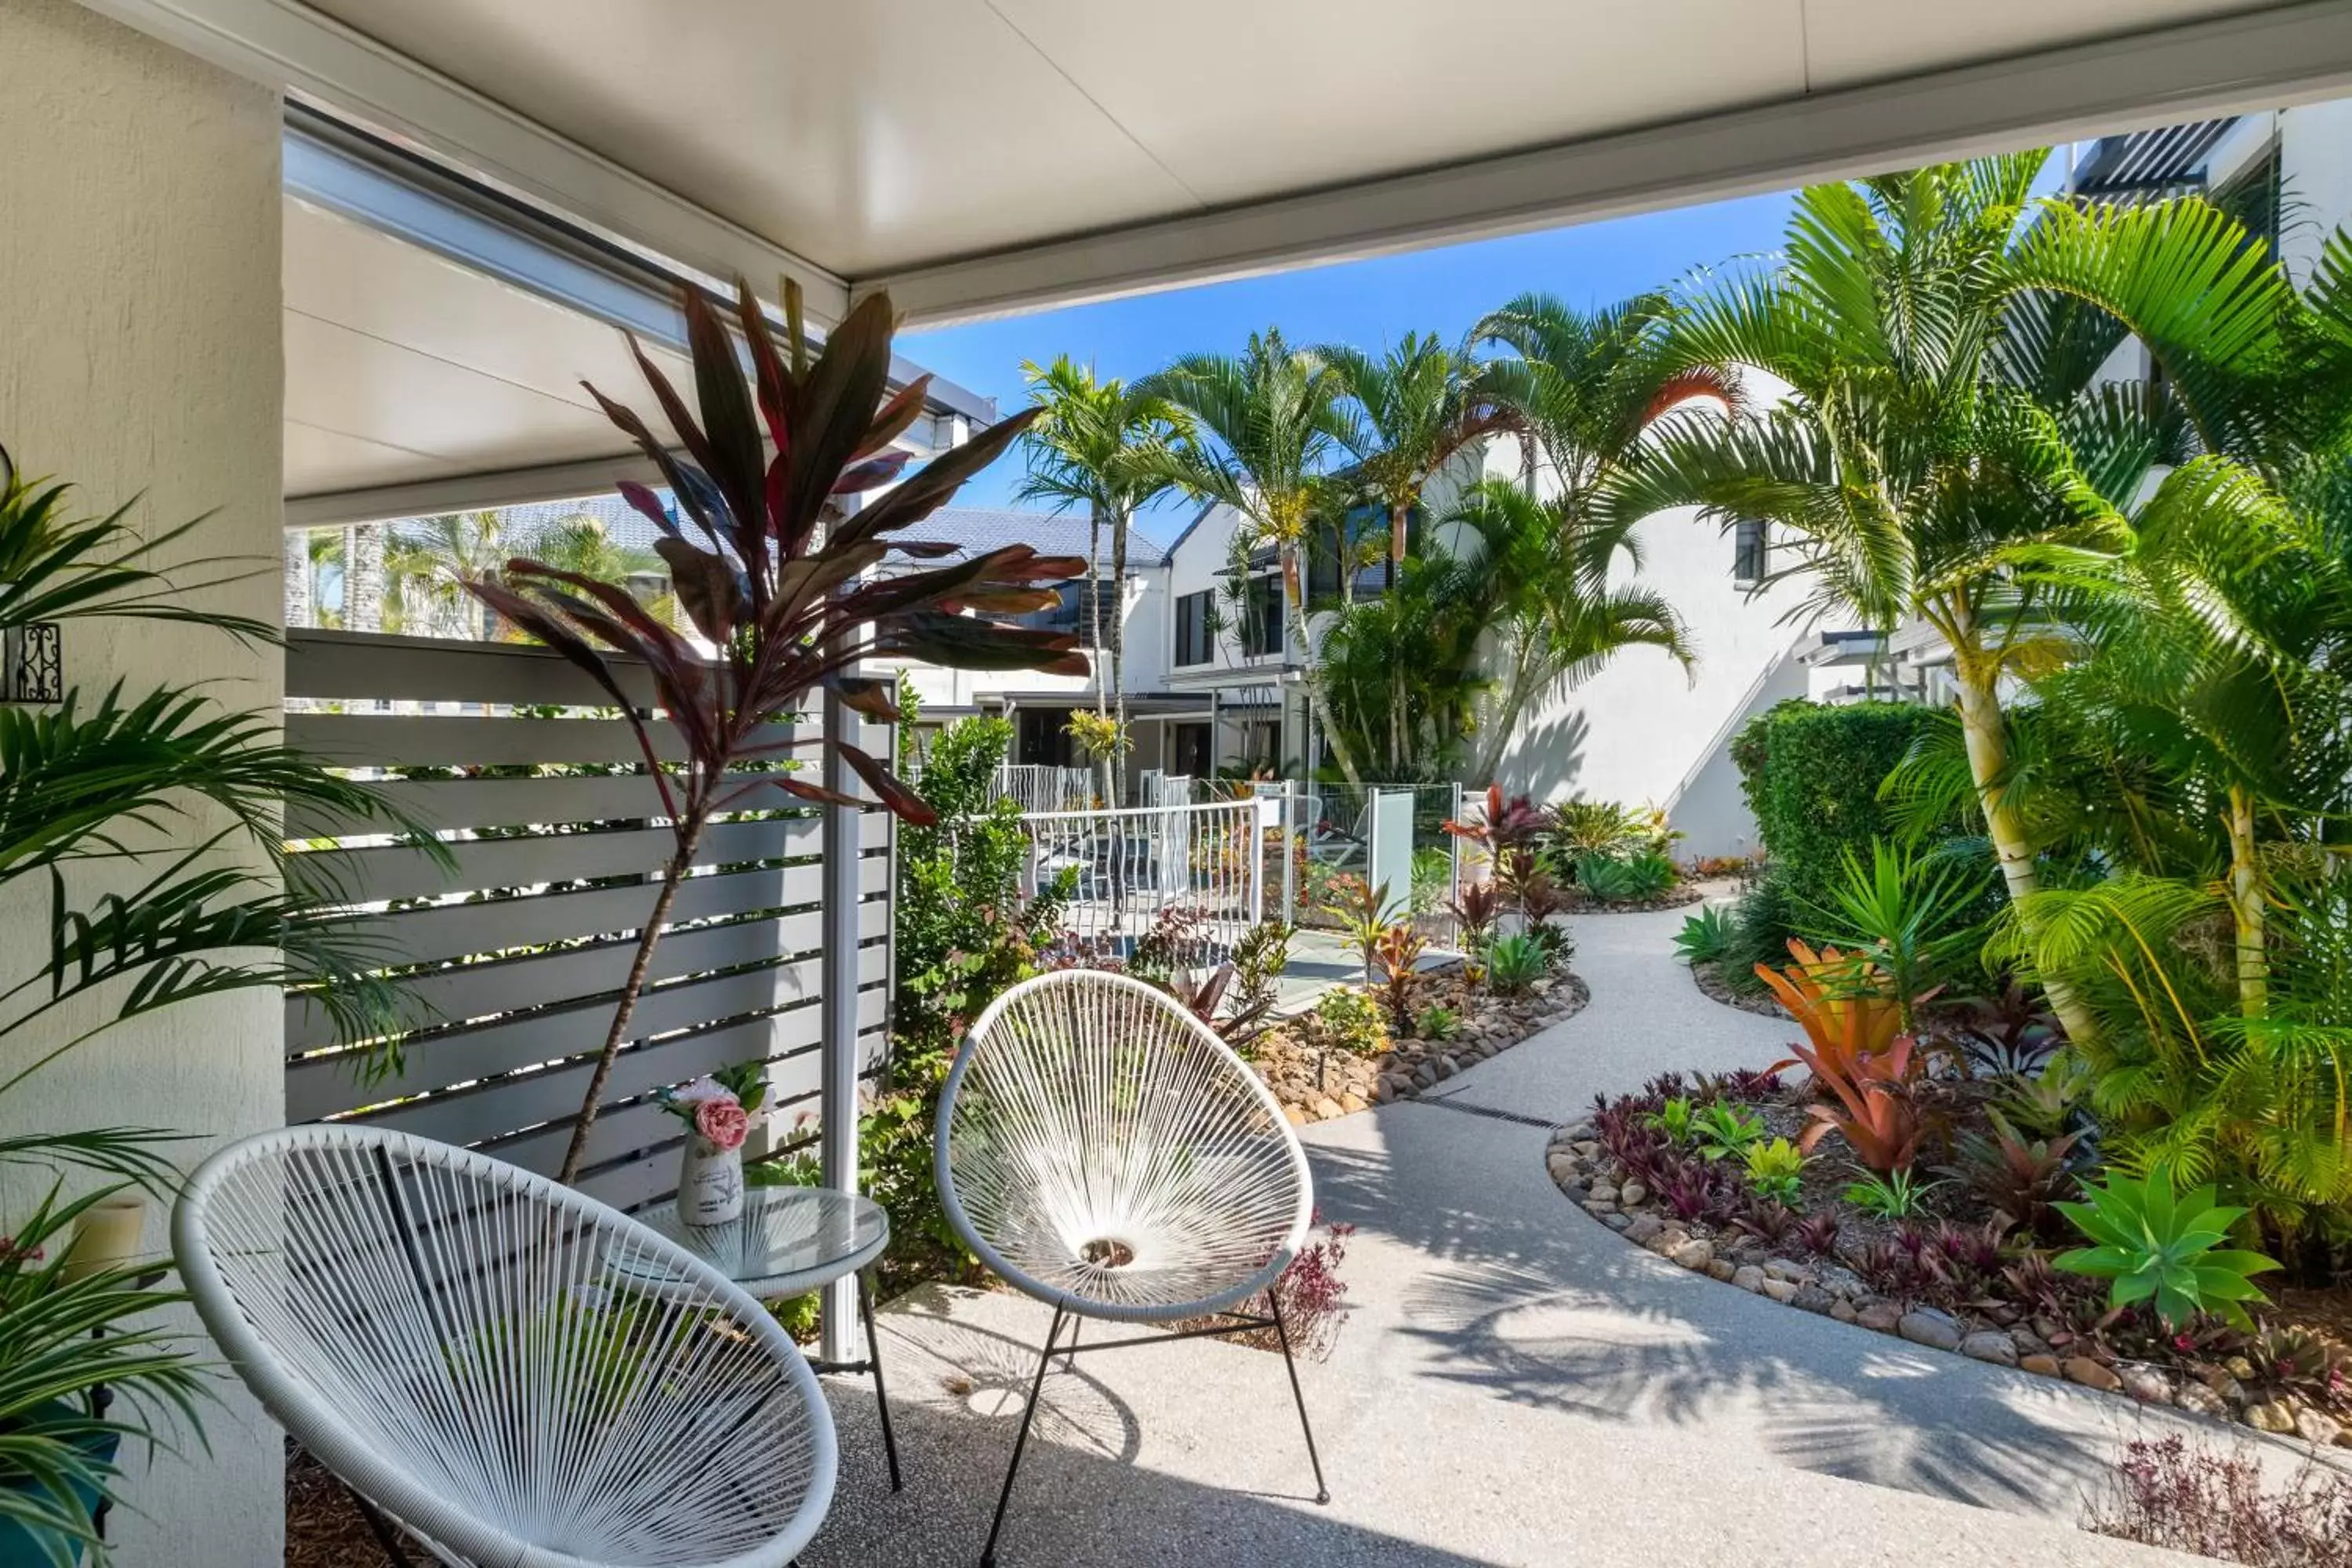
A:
[0,1,285,1561]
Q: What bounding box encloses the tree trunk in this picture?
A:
[344,522,386,633]
[1951,652,2099,1047]
[557,820,706,1185]
[1283,546,1363,786]
[1109,504,1128,811]
[1472,635,1541,785]
[283,529,312,630]
[1388,498,1410,776]
[2224,784,2267,1018]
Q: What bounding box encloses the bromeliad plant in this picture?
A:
[1743,1138,1807,1206]
[1759,939,1907,1083]
[468,281,1091,1185]
[1791,1032,1922,1176]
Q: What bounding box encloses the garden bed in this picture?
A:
[1544,1071,2352,1452]
[1250,964,1588,1123]
[1686,958,1783,1016]
[1558,884,1705,913]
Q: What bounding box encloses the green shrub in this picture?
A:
[1693,1102,1766,1162]
[1313,986,1390,1056]
[1414,1004,1462,1042]
[1732,699,1940,906]
[1647,1095,1697,1145]
[1744,1137,1807,1204]
[1842,1167,1944,1220]
[1715,869,1799,994]
[1486,934,1548,995]
[1576,849,1676,902]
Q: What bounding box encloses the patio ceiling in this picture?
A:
[281,194,684,510]
[79,0,2352,327]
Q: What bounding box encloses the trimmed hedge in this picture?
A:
[1730,699,1941,902]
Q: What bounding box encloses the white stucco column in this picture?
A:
[0,2,285,1562]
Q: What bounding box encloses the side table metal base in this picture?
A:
[804,1269,902,1491]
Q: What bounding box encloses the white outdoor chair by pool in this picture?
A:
[172,1124,837,1568]
[936,968,1326,1566]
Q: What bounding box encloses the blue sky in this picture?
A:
[901,190,1801,513]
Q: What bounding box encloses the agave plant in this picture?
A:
[2054,1168,2281,1331]
[468,280,1090,1184]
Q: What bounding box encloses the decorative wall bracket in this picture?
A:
[5,619,63,703]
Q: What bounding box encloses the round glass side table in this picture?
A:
[632,1186,902,1490]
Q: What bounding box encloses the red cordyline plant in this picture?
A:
[470,279,1089,1184]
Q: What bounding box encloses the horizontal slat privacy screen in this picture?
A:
[285,629,895,1213]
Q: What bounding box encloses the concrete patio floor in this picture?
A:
[804,906,2333,1566]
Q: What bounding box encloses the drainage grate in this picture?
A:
[1411,1094,1559,1130]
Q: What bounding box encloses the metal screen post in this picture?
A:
[1450,782,1464,915]
[819,683,861,1363]
[1282,779,1298,927]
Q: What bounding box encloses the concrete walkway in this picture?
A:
[802,907,2305,1566]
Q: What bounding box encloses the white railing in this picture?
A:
[1014,797,1267,968]
[994,763,1096,812]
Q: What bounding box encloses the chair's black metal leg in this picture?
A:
[857,1268,903,1492]
[1061,1311,1081,1371]
[1265,1289,1330,1504]
[980,1303,1065,1568]
[345,1482,421,1568]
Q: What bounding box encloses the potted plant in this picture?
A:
[659,1062,768,1225]
[0,445,417,1561]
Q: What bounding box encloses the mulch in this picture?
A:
[1559,884,1706,913]
[286,1441,426,1567]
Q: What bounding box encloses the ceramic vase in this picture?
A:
[679,1135,744,1225]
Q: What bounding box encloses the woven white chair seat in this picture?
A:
[937,969,1313,1324]
[173,1125,835,1568]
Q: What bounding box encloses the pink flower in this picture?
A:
[695,1097,750,1151]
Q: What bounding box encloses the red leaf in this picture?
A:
[834,740,937,826]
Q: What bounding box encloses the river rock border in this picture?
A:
[1254,972,1590,1125]
[1543,1118,2352,1451]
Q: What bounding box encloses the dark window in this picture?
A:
[2212,143,2283,252]
[1171,721,1210,778]
[1021,580,1112,648]
[1016,706,1076,766]
[1243,574,1284,657]
[1308,506,1396,601]
[1733,519,1769,586]
[1174,589,1213,666]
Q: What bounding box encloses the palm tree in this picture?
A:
[1444,480,1696,781]
[1595,154,2287,1044]
[1476,290,1740,514]
[0,448,419,1549]
[2012,455,2352,1015]
[383,510,504,639]
[1140,330,1367,782]
[1318,332,1505,587]
[1015,357,1189,804]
